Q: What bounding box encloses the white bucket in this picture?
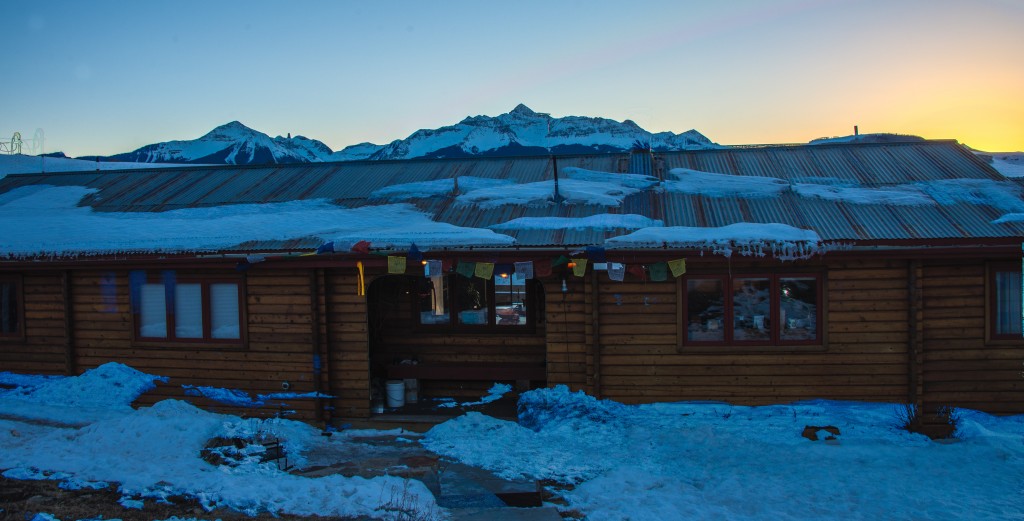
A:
[404,378,419,404]
[385,380,405,408]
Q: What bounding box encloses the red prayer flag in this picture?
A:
[350,240,371,254]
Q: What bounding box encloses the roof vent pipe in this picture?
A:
[551,156,565,204]
[854,125,859,136]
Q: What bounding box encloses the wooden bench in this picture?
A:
[386,363,546,388]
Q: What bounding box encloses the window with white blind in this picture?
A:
[133,273,243,344]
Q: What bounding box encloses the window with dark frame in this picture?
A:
[132,273,243,343]
[417,272,532,330]
[990,264,1023,339]
[684,273,821,346]
[0,276,22,338]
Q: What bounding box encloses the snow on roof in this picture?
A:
[369,176,511,201]
[606,223,823,259]
[0,185,513,256]
[665,168,789,198]
[562,167,660,189]
[489,214,662,231]
[455,168,658,208]
[0,153,190,179]
[3,143,1024,257]
[793,182,934,206]
[988,154,1024,178]
[920,178,1024,212]
[666,167,1024,209]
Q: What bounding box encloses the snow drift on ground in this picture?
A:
[3,365,1023,520]
[0,364,438,519]
[424,386,1024,521]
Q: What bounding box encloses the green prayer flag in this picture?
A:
[456,261,476,278]
[649,262,669,282]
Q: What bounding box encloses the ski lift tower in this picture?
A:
[0,128,44,155]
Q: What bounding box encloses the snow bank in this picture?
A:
[0,399,438,519]
[605,222,823,259]
[0,362,166,408]
[0,363,167,424]
[0,185,514,256]
[182,384,332,408]
[437,383,513,409]
[0,372,64,388]
[517,385,630,431]
[425,388,1024,521]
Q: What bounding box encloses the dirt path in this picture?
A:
[0,475,377,520]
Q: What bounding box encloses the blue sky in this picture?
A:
[2,0,1021,157]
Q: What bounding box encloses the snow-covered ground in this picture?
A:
[0,154,190,178]
[1,364,1022,520]
[0,364,437,520]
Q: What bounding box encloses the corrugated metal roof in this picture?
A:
[1,140,1022,252]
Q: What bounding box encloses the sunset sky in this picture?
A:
[1,0,1021,157]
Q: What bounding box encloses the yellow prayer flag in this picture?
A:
[356,261,365,296]
[668,258,687,278]
[572,258,588,277]
[388,255,406,274]
[475,262,495,279]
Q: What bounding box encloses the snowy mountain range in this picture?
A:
[84,104,721,165]
[351,104,721,160]
[99,121,333,165]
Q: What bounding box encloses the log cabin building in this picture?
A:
[1,140,1022,423]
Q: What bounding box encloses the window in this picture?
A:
[684,273,821,346]
[0,275,23,339]
[417,271,533,330]
[990,263,1022,340]
[132,271,243,343]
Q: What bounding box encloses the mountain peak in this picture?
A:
[510,103,537,117]
[214,120,252,132]
[201,120,262,141]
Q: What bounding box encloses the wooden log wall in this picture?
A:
[367,274,547,399]
[65,268,323,420]
[325,269,372,418]
[546,276,590,393]
[2,255,1022,420]
[0,273,68,375]
[575,259,912,405]
[921,262,1024,414]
